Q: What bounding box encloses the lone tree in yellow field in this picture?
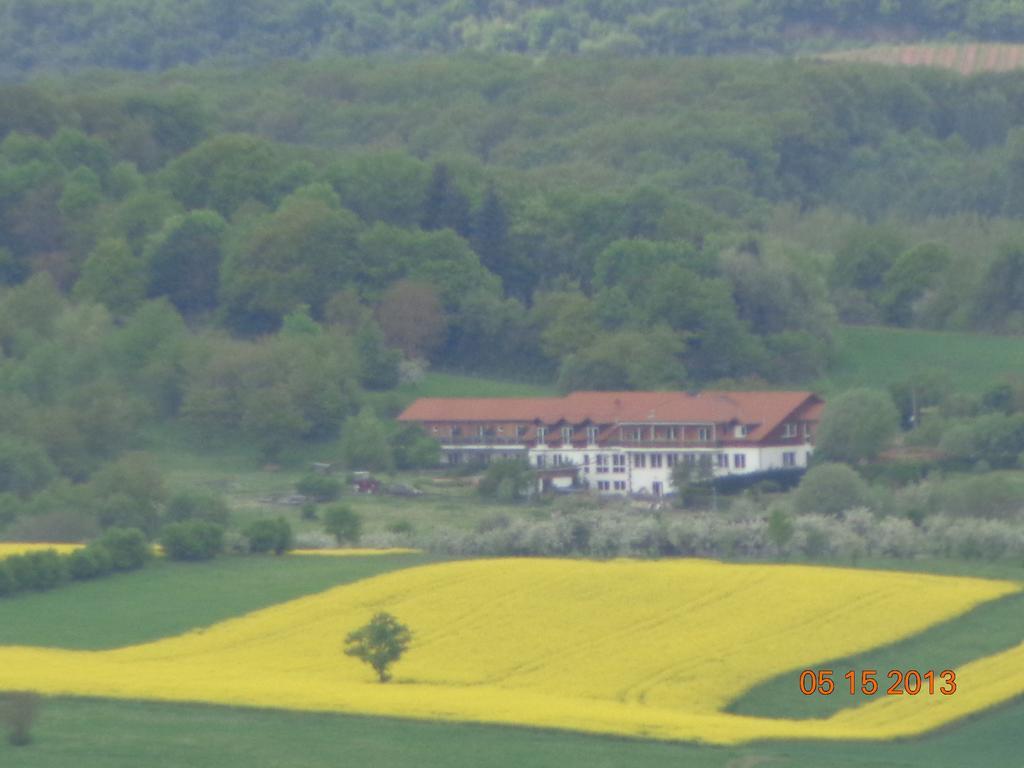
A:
[344,612,412,683]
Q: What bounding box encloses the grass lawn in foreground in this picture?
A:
[1,695,1021,768]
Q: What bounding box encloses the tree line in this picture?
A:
[4,0,1024,76]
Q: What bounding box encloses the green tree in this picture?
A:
[557,327,685,392]
[145,210,227,315]
[356,321,401,390]
[219,195,360,332]
[245,517,294,554]
[159,134,280,216]
[323,504,362,545]
[341,407,394,471]
[344,612,412,683]
[0,435,56,497]
[972,242,1024,332]
[376,280,447,359]
[421,162,470,237]
[793,463,874,516]
[815,389,900,464]
[73,238,146,315]
[477,459,533,501]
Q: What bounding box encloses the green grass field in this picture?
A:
[0,553,432,649]
[399,371,557,399]
[822,325,1024,395]
[2,695,1022,768]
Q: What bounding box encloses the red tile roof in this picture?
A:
[399,391,823,443]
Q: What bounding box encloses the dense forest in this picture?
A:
[4,57,1024,390]
[6,0,1024,75]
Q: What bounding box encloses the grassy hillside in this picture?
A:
[820,325,1024,395]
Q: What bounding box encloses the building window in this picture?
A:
[596,455,608,474]
[697,427,710,442]
[561,427,573,444]
[783,423,797,438]
[537,427,547,442]
[666,454,679,466]
[516,425,527,439]
[783,451,796,467]
[613,481,626,491]
[634,453,646,468]
[666,427,677,441]
[632,428,644,441]
[650,453,663,468]
[597,481,610,491]
[586,426,599,444]
[478,426,487,438]
[652,481,663,496]
[734,454,746,469]
[803,422,812,437]
[535,455,546,468]
[735,424,747,438]
[612,455,626,473]
[684,453,697,466]
[715,453,727,467]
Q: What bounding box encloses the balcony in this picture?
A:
[439,436,528,446]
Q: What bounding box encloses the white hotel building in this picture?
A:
[399,390,824,496]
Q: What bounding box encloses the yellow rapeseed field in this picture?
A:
[0,542,82,558]
[291,548,421,556]
[0,558,1018,745]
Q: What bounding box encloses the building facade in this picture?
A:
[398,390,824,496]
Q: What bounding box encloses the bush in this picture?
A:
[5,551,68,591]
[245,518,293,554]
[793,463,874,516]
[95,527,150,571]
[295,474,342,502]
[160,520,225,561]
[322,504,361,545]
[0,561,14,596]
[935,474,1024,520]
[68,545,113,580]
[477,459,532,501]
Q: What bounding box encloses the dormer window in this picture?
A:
[586,426,599,444]
[697,427,710,442]
[666,427,677,440]
[734,425,747,438]
[783,423,797,438]
[561,426,573,444]
[633,428,644,441]
[537,427,547,442]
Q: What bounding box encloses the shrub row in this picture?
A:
[0,527,149,597]
[416,508,1024,563]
